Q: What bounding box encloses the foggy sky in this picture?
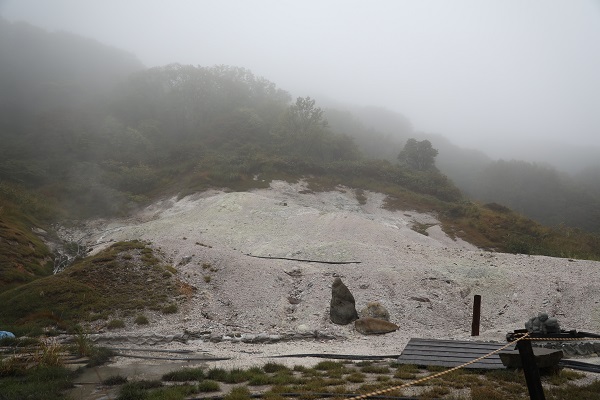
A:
[2,0,600,157]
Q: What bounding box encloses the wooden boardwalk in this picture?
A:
[396,338,515,370]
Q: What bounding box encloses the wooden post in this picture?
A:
[471,295,481,336]
[517,338,546,400]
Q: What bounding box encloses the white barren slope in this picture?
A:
[70,181,600,365]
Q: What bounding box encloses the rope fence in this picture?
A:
[345,332,600,400]
[345,333,531,400]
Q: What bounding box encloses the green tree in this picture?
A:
[277,96,328,136]
[273,97,331,159]
[398,138,438,171]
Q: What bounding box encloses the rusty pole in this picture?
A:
[471,294,481,336]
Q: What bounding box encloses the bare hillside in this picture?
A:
[63,181,600,367]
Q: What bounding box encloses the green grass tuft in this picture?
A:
[162,304,178,314]
[224,386,252,400]
[134,314,149,325]
[107,319,125,329]
[162,367,205,382]
[197,379,221,392]
[263,362,290,373]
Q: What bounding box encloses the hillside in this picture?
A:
[0,18,143,117]
[4,181,600,370]
[63,181,600,341]
[1,22,600,337]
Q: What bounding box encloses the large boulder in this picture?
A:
[330,277,359,325]
[359,301,390,321]
[355,317,399,335]
[525,312,561,334]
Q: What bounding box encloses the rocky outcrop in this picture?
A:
[525,312,561,334]
[359,301,390,321]
[330,277,359,325]
[538,341,600,357]
[354,317,399,335]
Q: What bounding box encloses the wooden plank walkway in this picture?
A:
[396,338,515,370]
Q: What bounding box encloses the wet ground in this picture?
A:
[69,358,210,399]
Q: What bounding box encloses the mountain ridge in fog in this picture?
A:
[0,18,144,116]
[1,19,600,233]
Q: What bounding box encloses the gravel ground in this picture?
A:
[64,180,600,371]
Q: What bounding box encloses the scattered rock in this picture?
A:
[354,317,399,335]
[284,267,302,277]
[330,277,359,325]
[410,296,431,303]
[359,301,390,321]
[31,227,48,236]
[179,255,193,265]
[525,312,561,334]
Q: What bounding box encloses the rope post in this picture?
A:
[516,337,546,400]
[471,294,481,336]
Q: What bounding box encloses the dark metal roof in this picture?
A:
[396,338,515,370]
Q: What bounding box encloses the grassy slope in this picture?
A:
[0,240,187,333]
[0,181,61,293]
[0,211,53,294]
[304,171,600,260]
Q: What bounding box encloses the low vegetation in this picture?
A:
[438,201,600,259]
[0,240,185,335]
[97,360,596,400]
[2,334,596,400]
[134,314,149,325]
[0,199,54,294]
[0,335,114,400]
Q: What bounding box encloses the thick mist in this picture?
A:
[2,0,600,167]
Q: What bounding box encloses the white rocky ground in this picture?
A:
[62,180,600,371]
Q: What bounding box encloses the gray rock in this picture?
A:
[268,334,281,342]
[209,334,222,343]
[240,334,256,343]
[574,342,596,356]
[179,255,193,265]
[525,312,561,334]
[410,296,431,303]
[329,277,358,325]
[561,344,577,357]
[256,333,270,342]
[359,301,390,321]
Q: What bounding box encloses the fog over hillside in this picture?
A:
[2,0,600,172]
[4,5,600,398]
[2,2,600,233]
